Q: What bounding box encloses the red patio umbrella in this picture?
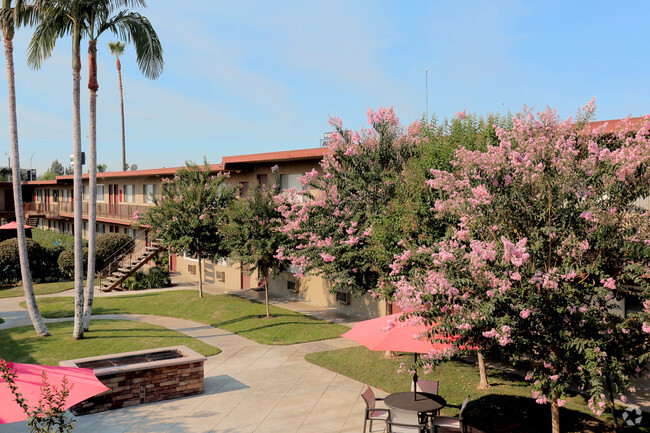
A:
[341,313,456,398]
[0,221,34,230]
[0,362,109,424]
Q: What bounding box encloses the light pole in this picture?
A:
[30,152,34,170]
[3,151,9,168]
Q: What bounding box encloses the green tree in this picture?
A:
[108,40,126,170]
[1,0,49,337]
[141,160,235,298]
[226,172,287,318]
[48,159,64,176]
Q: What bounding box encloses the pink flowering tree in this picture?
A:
[141,159,235,297]
[277,107,419,302]
[393,102,650,433]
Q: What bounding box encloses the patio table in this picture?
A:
[384,391,446,413]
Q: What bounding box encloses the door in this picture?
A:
[240,272,250,290]
[4,190,14,211]
[108,184,118,215]
[169,254,177,273]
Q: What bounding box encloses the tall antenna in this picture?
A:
[425,70,429,120]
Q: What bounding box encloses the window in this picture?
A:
[83,222,88,237]
[96,224,105,234]
[125,227,136,238]
[143,184,156,204]
[96,184,105,202]
[257,174,268,187]
[36,189,43,202]
[82,186,89,201]
[52,190,59,203]
[280,174,305,191]
[61,189,71,202]
[123,185,135,203]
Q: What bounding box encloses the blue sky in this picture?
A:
[1,0,649,175]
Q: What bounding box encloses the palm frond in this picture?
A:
[99,10,163,79]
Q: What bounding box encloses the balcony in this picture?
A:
[24,201,152,224]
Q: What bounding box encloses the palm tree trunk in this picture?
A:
[72,22,84,340]
[83,40,98,332]
[3,31,49,337]
[117,56,125,171]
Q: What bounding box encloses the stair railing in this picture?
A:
[96,230,159,289]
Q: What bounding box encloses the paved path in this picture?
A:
[0,290,386,433]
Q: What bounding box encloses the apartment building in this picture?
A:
[13,147,386,318]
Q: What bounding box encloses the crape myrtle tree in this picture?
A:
[375,111,512,387]
[141,160,235,298]
[392,101,650,433]
[225,170,286,318]
[277,107,419,304]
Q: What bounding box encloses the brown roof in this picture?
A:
[587,116,646,133]
[222,147,327,168]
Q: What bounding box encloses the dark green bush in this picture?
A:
[122,266,171,290]
[147,266,171,288]
[57,248,88,278]
[39,244,66,282]
[95,233,134,271]
[0,238,44,285]
[122,270,148,290]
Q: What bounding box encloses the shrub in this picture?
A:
[57,248,88,279]
[38,244,66,282]
[95,233,134,271]
[122,270,147,290]
[0,238,44,285]
[31,229,78,250]
[146,266,171,288]
[122,266,170,290]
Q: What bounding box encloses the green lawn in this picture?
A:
[0,320,220,365]
[306,346,648,433]
[0,281,74,299]
[25,290,350,345]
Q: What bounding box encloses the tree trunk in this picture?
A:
[477,351,490,390]
[117,56,126,171]
[551,396,561,433]
[605,375,620,432]
[3,33,49,337]
[198,254,203,298]
[72,23,84,340]
[384,300,394,358]
[264,268,270,318]
[83,40,98,332]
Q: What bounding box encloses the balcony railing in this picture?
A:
[24,201,152,223]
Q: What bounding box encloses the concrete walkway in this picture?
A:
[0,284,386,433]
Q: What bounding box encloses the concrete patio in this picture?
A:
[0,282,388,433]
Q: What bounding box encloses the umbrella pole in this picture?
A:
[413,352,418,400]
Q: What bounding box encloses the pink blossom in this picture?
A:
[271,165,279,173]
[557,399,566,407]
[550,375,559,381]
[133,211,139,220]
[320,253,335,262]
[520,308,532,319]
[199,214,205,220]
[600,277,616,290]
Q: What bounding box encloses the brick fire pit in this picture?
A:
[59,345,206,415]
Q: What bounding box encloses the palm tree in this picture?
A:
[1,0,49,337]
[82,4,163,331]
[108,40,126,170]
[28,0,101,339]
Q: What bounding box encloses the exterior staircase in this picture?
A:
[26,216,39,227]
[97,238,164,292]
